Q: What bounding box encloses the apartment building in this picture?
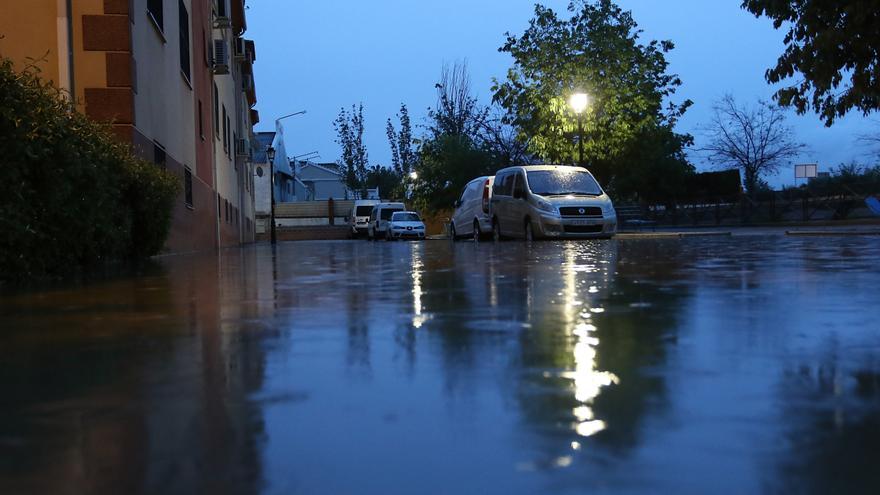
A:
[0,0,259,252]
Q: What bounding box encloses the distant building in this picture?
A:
[295,162,349,201]
[0,0,260,252]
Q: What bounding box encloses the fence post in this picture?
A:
[328,197,335,225]
[802,193,808,221]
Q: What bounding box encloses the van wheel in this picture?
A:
[492,219,502,242]
[449,222,457,241]
[473,220,482,242]
[525,220,534,242]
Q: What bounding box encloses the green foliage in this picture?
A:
[742,0,880,126]
[413,135,495,211]
[386,103,416,198]
[0,57,178,282]
[608,124,695,202]
[333,103,369,197]
[365,165,402,201]
[806,163,880,196]
[492,0,694,194]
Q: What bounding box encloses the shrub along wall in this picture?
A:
[0,58,178,282]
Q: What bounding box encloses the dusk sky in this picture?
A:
[248,0,877,187]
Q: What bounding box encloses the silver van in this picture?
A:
[489,165,616,240]
[450,176,494,241]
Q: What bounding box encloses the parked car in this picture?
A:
[386,211,426,240]
[367,202,406,240]
[489,165,616,240]
[450,176,494,241]
[349,199,380,238]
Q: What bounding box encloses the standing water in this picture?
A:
[1,237,879,494]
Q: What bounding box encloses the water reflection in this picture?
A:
[2,237,879,494]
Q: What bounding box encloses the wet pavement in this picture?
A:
[1,237,879,494]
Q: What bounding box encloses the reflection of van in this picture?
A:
[489,165,616,240]
[349,200,380,237]
[450,176,494,241]
[367,202,406,240]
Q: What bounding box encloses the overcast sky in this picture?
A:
[248,0,876,187]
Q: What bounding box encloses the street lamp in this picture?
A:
[569,92,589,168]
[266,145,277,245]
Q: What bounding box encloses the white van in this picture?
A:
[349,199,380,237]
[367,202,406,240]
[489,165,616,240]
[450,176,494,241]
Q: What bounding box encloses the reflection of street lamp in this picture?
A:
[569,92,589,168]
[266,145,277,245]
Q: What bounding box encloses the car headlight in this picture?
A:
[534,197,556,214]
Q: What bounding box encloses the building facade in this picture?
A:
[0,0,259,253]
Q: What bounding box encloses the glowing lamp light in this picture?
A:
[569,92,589,114]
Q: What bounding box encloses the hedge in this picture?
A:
[0,57,179,282]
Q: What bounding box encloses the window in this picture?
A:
[218,196,222,218]
[222,105,227,151]
[153,142,166,169]
[178,0,190,83]
[225,199,229,222]
[513,173,526,197]
[147,0,163,33]
[216,0,227,17]
[224,112,233,158]
[203,28,209,67]
[184,167,193,207]
[233,131,237,155]
[198,100,204,139]
[213,83,219,138]
[526,169,602,196]
[493,172,514,196]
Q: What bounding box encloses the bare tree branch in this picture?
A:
[699,95,805,195]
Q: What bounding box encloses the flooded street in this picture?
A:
[2,237,879,494]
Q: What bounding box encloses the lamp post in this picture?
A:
[266,145,277,245]
[569,92,588,168]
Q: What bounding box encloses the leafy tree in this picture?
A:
[492,0,693,195]
[474,106,534,169]
[333,103,369,198]
[386,103,417,197]
[742,0,880,126]
[364,165,402,200]
[700,95,805,197]
[414,135,495,211]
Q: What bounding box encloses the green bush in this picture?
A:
[0,57,178,282]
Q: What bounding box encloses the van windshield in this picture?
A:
[392,212,420,222]
[527,169,602,196]
[356,206,374,216]
[380,208,403,220]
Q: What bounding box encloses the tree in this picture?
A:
[491,0,693,195]
[413,62,497,211]
[386,103,417,197]
[701,95,805,196]
[474,106,534,169]
[364,165,401,200]
[333,103,369,198]
[414,135,495,211]
[428,61,487,141]
[743,0,880,126]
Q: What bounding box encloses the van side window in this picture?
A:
[513,173,526,197]
[494,173,514,196]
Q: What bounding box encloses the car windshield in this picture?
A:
[527,169,602,196]
[392,212,420,222]
[380,208,403,220]
[356,206,374,216]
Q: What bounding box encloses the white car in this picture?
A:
[450,176,494,241]
[367,202,406,240]
[349,199,380,237]
[386,211,426,240]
